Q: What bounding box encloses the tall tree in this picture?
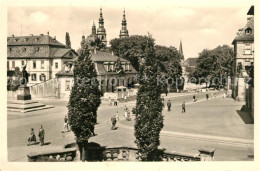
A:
[67,44,101,161]
[193,45,234,87]
[132,35,164,161]
[110,35,152,71]
[110,36,183,91]
[65,32,71,49]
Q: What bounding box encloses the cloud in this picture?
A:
[28,11,49,25]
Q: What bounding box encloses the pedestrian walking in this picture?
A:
[27,128,36,146]
[206,93,209,100]
[126,110,131,121]
[38,125,45,146]
[111,114,117,130]
[182,102,186,113]
[124,108,128,118]
[162,97,165,107]
[109,97,112,106]
[124,95,127,102]
[116,111,119,121]
[193,94,197,102]
[62,115,69,133]
[167,100,171,111]
[114,99,118,106]
[90,124,96,136]
[223,92,226,98]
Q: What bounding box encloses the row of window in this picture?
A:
[31,73,46,81]
[103,63,131,72]
[7,61,59,69]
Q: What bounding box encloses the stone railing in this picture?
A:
[27,147,76,162]
[27,142,215,162]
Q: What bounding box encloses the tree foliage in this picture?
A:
[110,35,155,72]
[132,36,164,161]
[67,44,101,161]
[7,67,22,91]
[110,36,183,91]
[192,45,234,86]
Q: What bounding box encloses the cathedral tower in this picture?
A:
[96,8,107,47]
[119,9,129,38]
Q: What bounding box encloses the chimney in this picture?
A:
[40,34,44,36]
[12,34,14,37]
[53,36,56,42]
[47,31,49,35]
[30,34,33,36]
[112,51,114,56]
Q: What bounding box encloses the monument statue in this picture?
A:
[21,65,29,86]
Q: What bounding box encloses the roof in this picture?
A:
[7,34,65,47]
[57,51,138,76]
[91,51,128,62]
[8,47,77,59]
[185,58,197,67]
[247,6,254,15]
[232,9,254,44]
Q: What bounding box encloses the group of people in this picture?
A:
[27,125,45,146]
[166,99,186,113]
[111,105,132,130]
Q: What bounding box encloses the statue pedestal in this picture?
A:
[17,86,31,100]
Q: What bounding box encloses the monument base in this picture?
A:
[17,86,31,100]
[7,86,55,113]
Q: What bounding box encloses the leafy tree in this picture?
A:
[110,36,183,91]
[132,35,164,161]
[155,45,183,91]
[110,35,152,71]
[67,44,102,161]
[193,45,234,87]
[7,67,22,91]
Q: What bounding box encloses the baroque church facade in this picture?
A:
[56,9,137,99]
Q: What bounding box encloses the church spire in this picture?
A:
[92,21,96,35]
[179,40,184,59]
[119,9,129,38]
[97,8,107,47]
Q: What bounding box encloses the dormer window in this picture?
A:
[35,38,39,42]
[35,47,40,52]
[8,48,12,52]
[22,48,26,52]
[24,38,28,42]
[245,28,252,34]
[13,39,17,42]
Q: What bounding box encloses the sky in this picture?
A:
[7,0,254,58]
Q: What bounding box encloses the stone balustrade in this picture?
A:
[27,143,215,162]
[27,147,76,162]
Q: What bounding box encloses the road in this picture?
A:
[7,90,254,161]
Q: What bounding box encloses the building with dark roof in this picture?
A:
[185,58,197,68]
[232,5,254,77]
[231,5,254,102]
[7,33,78,85]
[56,50,137,98]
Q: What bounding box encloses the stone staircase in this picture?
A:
[7,100,54,113]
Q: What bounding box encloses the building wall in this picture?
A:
[234,41,254,72]
[58,76,74,99]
